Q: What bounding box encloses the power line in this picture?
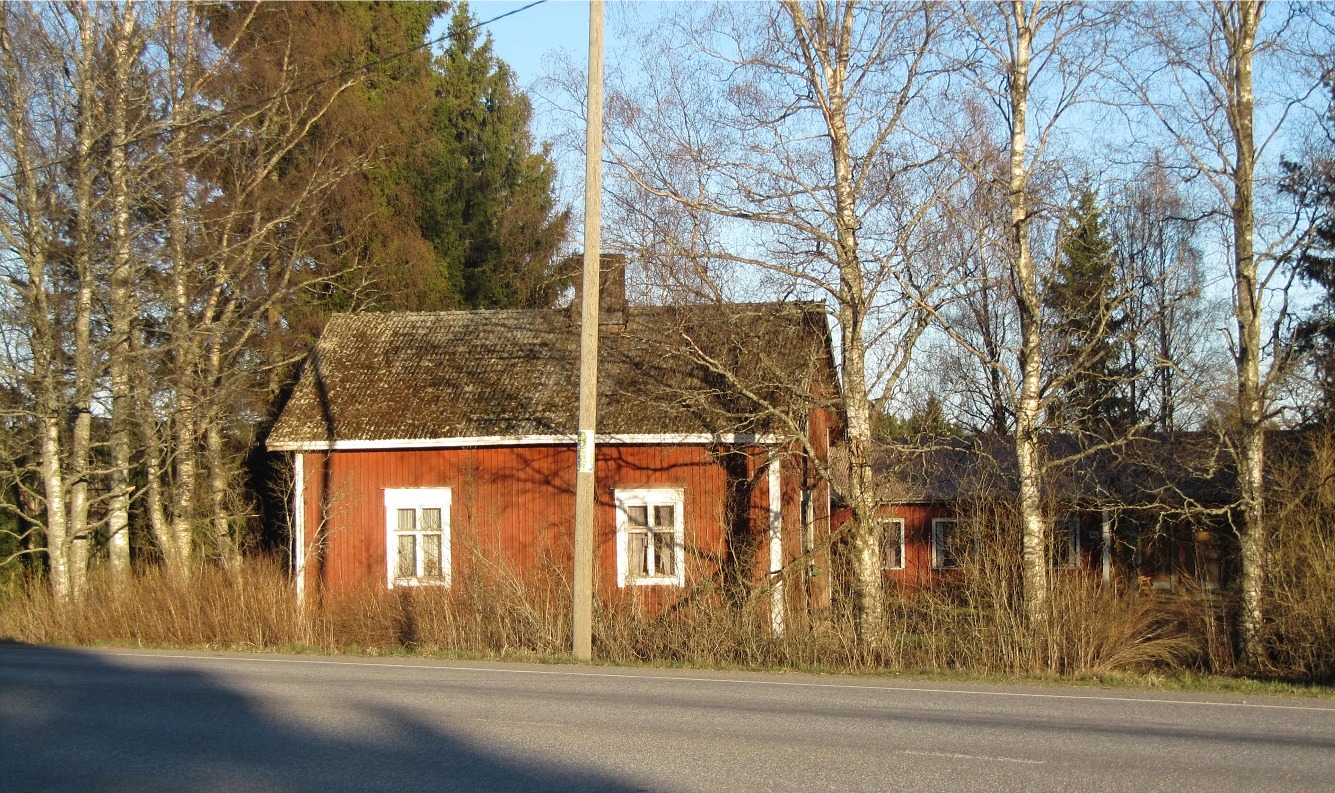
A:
[0,0,549,184]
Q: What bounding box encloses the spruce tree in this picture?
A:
[207,2,568,315]
[417,5,570,309]
[1285,79,1335,425]
[1045,187,1136,434]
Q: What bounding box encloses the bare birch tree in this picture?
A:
[931,0,1123,621]
[595,1,955,645]
[103,3,149,576]
[142,1,356,566]
[1125,1,1327,664]
[0,1,359,590]
[0,2,116,598]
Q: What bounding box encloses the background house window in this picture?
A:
[1192,528,1223,591]
[616,488,685,587]
[384,488,451,587]
[932,517,963,570]
[882,517,906,570]
[1052,515,1080,569]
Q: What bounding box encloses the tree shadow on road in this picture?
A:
[0,645,648,793]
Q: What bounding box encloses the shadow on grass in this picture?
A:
[0,644,643,792]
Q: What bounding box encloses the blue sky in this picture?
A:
[444,1,592,89]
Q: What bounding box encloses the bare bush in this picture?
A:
[1265,434,1335,683]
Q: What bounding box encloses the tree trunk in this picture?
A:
[205,334,237,566]
[1225,1,1265,667]
[104,5,141,576]
[0,14,80,599]
[162,5,200,570]
[131,327,171,568]
[1006,1,1049,624]
[802,0,886,648]
[66,3,98,588]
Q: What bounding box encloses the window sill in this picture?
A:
[624,576,684,587]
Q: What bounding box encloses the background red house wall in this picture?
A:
[828,502,1109,588]
[298,443,830,607]
[882,503,950,584]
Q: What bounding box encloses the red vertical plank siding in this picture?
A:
[873,503,956,588]
[299,452,324,596]
[304,443,793,602]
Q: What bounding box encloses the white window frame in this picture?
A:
[384,488,452,588]
[615,487,685,587]
[1052,515,1081,570]
[882,517,906,571]
[931,517,963,570]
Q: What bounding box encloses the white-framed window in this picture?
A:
[615,488,685,587]
[882,517,906,570]
[384,488,451,587]
[931,517,965,570]
[1052,515,1080,570]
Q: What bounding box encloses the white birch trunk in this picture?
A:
[205,333,237,566]
[103,5,141,576]
[1224,1,1265,666]
[1006,1,1049,623]
[161,3,201,570]
[0,12,80,598]
[785,0,886,645]
[66,3,98,588]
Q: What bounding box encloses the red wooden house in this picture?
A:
[266,271,838,626]
[863,434,1238,592]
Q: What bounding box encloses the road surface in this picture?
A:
[1,645,1332,792]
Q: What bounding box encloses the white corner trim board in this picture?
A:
[293,453,306,605]
[270,433,782,452]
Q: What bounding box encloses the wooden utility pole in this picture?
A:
[572,0,604,661]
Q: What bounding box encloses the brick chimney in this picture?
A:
[570,252,627,329]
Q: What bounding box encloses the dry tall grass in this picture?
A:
[13,457,1335,680]
[0,548,1203,678]
[0,557,313,649]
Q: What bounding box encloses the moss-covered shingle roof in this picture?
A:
[267,302,834,449]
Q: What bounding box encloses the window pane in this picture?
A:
[397,534,417,578]
[1194,531,1221,590]
[628,530,649,577]
[397,508,416,531]
[654,504,674,528]
[937,521,958,569]
[421,508,442,531]
[1053,519,1076,569]
[422,533,442,578]
[626,505,648,527]
[653,529,675,576]
[884,521,903,569]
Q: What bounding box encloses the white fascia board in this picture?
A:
[269,433,782,452]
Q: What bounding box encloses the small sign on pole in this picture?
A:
[577,429,595,474]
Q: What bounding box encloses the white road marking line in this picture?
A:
[56,648,1335,713]
[471,716,566,729]
[901,749,1045,765]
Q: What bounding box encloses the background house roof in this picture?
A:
[267,301,835,449]
[864,432,1256,509]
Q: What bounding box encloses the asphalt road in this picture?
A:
[1,645,1332,793]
